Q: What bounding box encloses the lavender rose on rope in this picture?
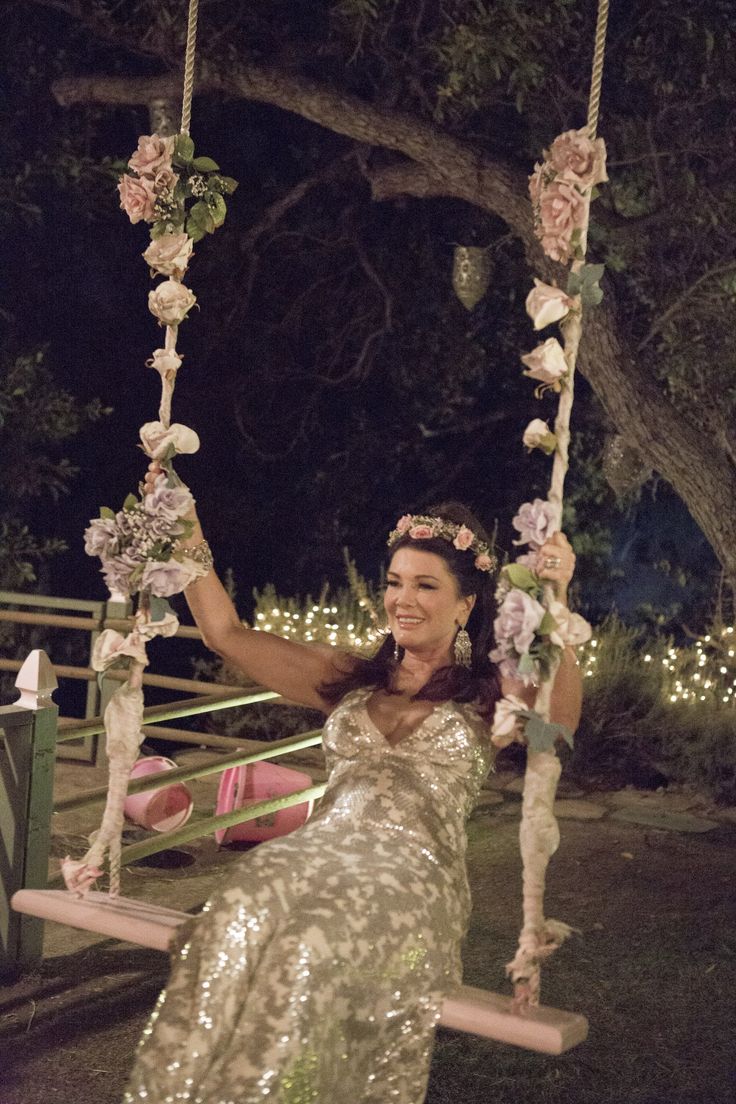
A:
[85,473,204,601]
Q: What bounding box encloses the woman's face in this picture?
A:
[384,546,475,660]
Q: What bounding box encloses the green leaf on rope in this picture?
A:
[523,710,574,752]
[209,193,227,227]
[503,563,540,593]
[149,595,173,622]
[517,651,538,678]
[99,506,115,520]
[566,262,604,295]
[174,134,195,163]
[123,493,138,512]
[538,610,558,636]
[215,176,239,195]
[580,282,603,307]
[186,221,206,243]
[128,564,144,589]
[192,156,220,172]
[188,200,216,235]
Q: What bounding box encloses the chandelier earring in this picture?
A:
[454,624,472,668]
[393,636,401,663]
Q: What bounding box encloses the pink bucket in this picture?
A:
[215,761,313,845]
[124,756,194,833]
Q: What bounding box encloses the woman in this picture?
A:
[123,490,580,1104]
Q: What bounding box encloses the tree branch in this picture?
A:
[636,261,736,352]
[38,10,736,582]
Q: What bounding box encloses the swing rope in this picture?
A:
[180,0,200,137]
[508,0,610,1007]
[587,0,610,141]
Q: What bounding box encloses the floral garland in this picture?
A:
[83,133,237,673]
[387,514,496,572]
[490,127,605,754]
[63,133,237,896]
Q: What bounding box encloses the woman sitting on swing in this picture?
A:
[124,469,581,1104]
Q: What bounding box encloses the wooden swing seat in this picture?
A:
[12,888,588,1054]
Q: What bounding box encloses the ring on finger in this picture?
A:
[544,555,562,569]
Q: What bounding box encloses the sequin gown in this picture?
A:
[123,687,494,1104]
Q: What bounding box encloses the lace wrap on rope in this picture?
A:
[507,750,575,1006]
[62,662,146,897]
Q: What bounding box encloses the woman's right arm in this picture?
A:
[149,468,348,712]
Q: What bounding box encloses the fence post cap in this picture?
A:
[15,649,58,710]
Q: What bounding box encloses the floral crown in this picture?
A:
[387,514,496,573]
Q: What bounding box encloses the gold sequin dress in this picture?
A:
[123,687,493,1104]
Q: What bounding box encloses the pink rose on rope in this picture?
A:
[152,166,179,196]
[548,128,608,189]
[148,279,197,326]
[538,179,588,263]
[521,338,568,391]
[128,134,175,177]
[409,524,435,540]
[118,174,157,224]
[453,525,474,551]
[512,499,558,548]
[143,234,193,279]
[494,589,545,656]
[525,279,573,331]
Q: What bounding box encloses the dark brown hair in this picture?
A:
[320,502,501,719]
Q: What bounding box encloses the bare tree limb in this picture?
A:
[636,261,736,352]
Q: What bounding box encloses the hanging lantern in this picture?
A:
[452,245,491,311]
[602,433,651,498]
[148,98,180,137]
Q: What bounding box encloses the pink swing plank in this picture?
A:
[440,984,588,1054]
[12,889,588,1054]
[12,889,189,952]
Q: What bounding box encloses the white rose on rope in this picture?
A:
[522,418,558,455]
[139,420,200,459]
[148,279,197,326]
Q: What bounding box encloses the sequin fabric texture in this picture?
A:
[123,688,494,1104]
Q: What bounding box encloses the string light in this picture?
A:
[579,624,736,708]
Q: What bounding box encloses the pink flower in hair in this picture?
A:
[453,525,474,551]
[395,515,413,534]
[475,553,493,572]
[409,524,434,540]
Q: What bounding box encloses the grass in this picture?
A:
[427,814,736,1104]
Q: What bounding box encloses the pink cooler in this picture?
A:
[124,756,194,833]
[215,761,313,845]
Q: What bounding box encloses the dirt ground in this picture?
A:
[1,802,734,1104]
